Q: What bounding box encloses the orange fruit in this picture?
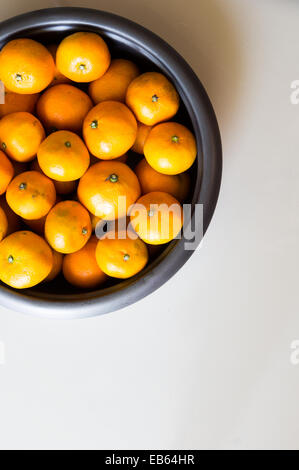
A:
[126,72,179,126]
[63,236,107,288]
[47,44,71,87]
[0,89,39,118]
[0,206,8,241]
[95,231,148,279]
[0,39,55,94]
[6,171,56,220]
[45,250,63,282]
[45,200,91,254]
[135,158,190,202]
[37,131,90,182]
[78,161,141,220]
[56,32,111,83]
[0,150,14,194]
[0,196,20,235]
[131,122,152,154]
[144,122,197,175]
[36,84,93,133]
[83,101,137,159]
[30,158,78,195]
[89,59,139,104]
[130,192,183,244]
[0,112,45,162]
[0,230,53,288]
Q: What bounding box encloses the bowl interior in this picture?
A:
[0,21,199,297]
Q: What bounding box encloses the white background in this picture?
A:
[0,0,298,450]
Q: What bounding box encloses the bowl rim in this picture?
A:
[0,7,222,319]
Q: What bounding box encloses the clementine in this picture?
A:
[36,84,93,133]
[0,230,53,288]
[37,131,90,182]
[0,39,55,94]
[83,101,137,159]
[95,232,148,279]
[130,191,183,244]
[56,32,111,82]
[0,112,45,162]
[126,72,179,126]
[78,161,141,220]
[63,236,107,288]
[6,171,56,220]
[144,122,197,175]
[89,59,139,104]
[45,200,91,254]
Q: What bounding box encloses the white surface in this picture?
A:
[0,0,299,450]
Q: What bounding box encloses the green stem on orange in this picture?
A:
[109,174,118,183]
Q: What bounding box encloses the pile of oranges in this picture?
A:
[0,32,197,290]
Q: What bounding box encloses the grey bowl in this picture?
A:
[0,7,222,318]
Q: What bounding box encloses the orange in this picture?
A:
[56,32,111,83]
[135,158,190,202]
[0,89,39,118]
[37,131,90,182]
[144,122,197,175]
[0,150,14,194]
[126,72,179,126]
[30,159,78,195]
[0,230,53,288]
[0,196,20,235]
[47,44,71,87]
[130,192,183,245]
[6,171,56,220]
[45,250,63,282]
[0,206,8,241]
[131,122,152,154]
[95,231,148,279]
[0,112,45,162]
[89,59,139,104]
[63,236,107,288]
[83,101,137,159]
[0,39,55,94]
[78,161,141,220]
[36,84,93,133]
[45,200,91,254]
